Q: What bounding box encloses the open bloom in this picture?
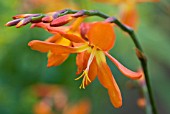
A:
[30,16,85,67]
[28,22,142,108]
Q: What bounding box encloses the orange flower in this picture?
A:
[28,22,142,108]
[30,16,85,67]
[94,0,159,29]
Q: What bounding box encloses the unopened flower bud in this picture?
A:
[50,14,74,27]
[13,14,40,19]
[16,17,32,28]
[42,16,54,23]
[5,19,21,26]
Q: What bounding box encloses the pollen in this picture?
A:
[75,69,91,89]
[75,46,97,89]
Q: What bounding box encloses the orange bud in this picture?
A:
[16,17,32,28]
[50,14,74,27]
[42,16,53,23]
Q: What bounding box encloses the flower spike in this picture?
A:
[6,9,152,110]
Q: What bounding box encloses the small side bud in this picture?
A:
[135,48,146,61]
[5,19,21,26]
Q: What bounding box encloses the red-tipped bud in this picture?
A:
[50,14,74,27]
[5,19,21,26]
[16,17,32,28]
[42,16,53,23]
[72,10,85,18]
[13,14,40,19]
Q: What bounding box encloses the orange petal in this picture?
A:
[70,16,85,32]
[28,40,89,54]
[45,33,61,43]
[76,52,86,75]
[47,26,86,43]
[76,50,97,87]
[61,33,86,43]
[105,52,142,80]
[96,51,122,108]
[47,52,69,67]
[87,57,97,86]
[87,22,115,51]
[31,22,49,30]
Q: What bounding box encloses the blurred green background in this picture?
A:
[0,0,170,114]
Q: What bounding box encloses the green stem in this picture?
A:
[112,19,157,114]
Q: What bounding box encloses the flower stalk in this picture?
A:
[6,9,158,114]
[61,9,158,114]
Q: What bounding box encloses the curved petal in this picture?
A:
[87,22,115,51]
[96,51,122,108]
[47,52,69,67]
[45,33,61,43]
[76,52,86,75]
[47,26,69,34]
[61,33,86,43]
[87,58,97,86]
[28,40,89,54]
[47,26,86,43]
[31,22,49,30]
[70,17,85,32]
[105,52,142,80]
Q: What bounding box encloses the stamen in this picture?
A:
[75,46,97,89]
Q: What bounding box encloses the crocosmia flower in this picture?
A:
[30,16,85,67]
[28,22,142,108]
